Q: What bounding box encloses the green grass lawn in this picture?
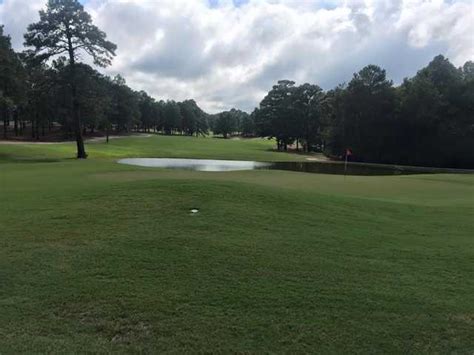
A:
[0,134,310,163]
[1,135,473,353]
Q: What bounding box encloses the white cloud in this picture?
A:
[0,0,43,48]
[1,0,473,112]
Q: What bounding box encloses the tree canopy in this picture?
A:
[24,0,117,158]
[251,56,474,168]
[24,0,116,66]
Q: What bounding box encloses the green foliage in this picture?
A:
[23,0,117,158]
[161,100,182,134]
[0,25,26,135]
[290,83,324,151]
[23,0,116,66]
[251,57,473,167]
[254,80,326,151]
[23,61,58,138]
[393,56,474,167]
[339,65,397,162]
[179,99,209,136]
[137,91,157,132]
[255,80,296,149]
[241,110,256,137]
[108,75,140,132]
[212,110,235,138]
[75,64,112,132]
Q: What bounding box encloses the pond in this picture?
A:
[118,158,269,172]
[267,161,421,175]
[118,158,440,175]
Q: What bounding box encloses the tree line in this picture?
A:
[0,0,255,153]
[0,1,209,157]
[252,57,474,168]
[208,108,255,139]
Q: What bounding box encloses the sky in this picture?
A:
[1,0,473,113]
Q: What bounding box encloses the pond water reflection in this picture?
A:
[118,158,437,175]
[118,158,269,172]
[267,161,416,175]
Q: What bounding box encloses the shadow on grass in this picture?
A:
[0,153,63,164]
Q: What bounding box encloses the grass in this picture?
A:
[1,135,474,353]
[0,134,310,163]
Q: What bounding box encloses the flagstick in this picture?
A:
[344,153,348,180]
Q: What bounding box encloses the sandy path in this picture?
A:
[305,154,330,162]
[0,134,152,145]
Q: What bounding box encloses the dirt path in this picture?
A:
[0,134,152,145]
[86,134,152,143]
[305,154,331,162]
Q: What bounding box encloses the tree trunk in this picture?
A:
[67,32,87,159]
[14,111,18,136]
[72,82,87,157]
[31,119,35,139]
[2,107,7,139]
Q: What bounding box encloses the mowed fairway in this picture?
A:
[1,135,473,353]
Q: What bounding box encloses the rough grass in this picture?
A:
[1,136,473,353]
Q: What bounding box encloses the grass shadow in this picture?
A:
[0,153,63,164]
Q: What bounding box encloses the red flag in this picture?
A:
[346,148,353,157]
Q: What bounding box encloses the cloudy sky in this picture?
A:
[1,0,473,113]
